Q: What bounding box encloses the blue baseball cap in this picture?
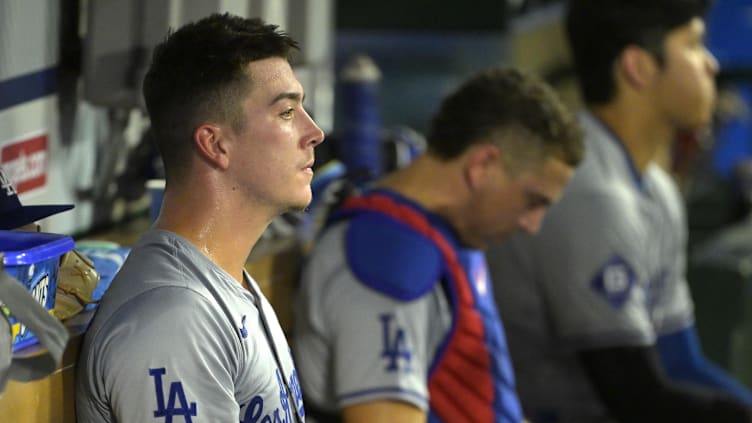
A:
[0,167,73,230]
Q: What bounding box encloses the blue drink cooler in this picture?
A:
[0,230,74,351]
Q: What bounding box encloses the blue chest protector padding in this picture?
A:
[342,211,443,301]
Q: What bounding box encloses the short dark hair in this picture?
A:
[566,0,709,105]
[427,67,583,169]
[143,13,298,179]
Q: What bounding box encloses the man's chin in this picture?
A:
[287,194,313,213]
[288,203,310,213]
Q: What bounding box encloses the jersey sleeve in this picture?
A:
[525,190,656,349]
[78,286,241,422]
[331,267,440,410]
[293,222,449,413]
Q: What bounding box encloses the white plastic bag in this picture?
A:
[0,257,68,395]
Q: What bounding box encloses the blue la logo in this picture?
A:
[380,314,412,372]
[149,368,197,422]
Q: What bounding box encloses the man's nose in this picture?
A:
[518,208,546,235]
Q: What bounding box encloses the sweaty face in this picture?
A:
[469,154,574,248]
[226,57,324,214]
[654,17,719,130]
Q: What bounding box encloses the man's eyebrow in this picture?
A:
[269,92,304,106]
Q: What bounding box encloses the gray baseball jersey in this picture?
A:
[487,111,694,422]
[76,229,304,423]
[293,220,453,416]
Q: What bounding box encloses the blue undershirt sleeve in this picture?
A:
[657,325,752,406]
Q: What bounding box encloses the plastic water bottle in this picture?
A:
[339,54,382,183]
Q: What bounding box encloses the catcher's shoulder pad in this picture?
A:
[344,211,442,302]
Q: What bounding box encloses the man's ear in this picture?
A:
[618,45,659,89]
[465,143,502,191]
[194,123,230,170]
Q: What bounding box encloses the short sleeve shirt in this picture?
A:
[76,229,304,423]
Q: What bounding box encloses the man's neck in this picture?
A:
[590,102,675,173]
[156,185,272,287]
[378,155,472,244]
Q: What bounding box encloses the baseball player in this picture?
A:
[76,14,324,422]
[488,1,752,422]
[293,68,583,423]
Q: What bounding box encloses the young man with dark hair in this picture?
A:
[76,14,324,422]
[488,1,752,421]
[293,67,583,423]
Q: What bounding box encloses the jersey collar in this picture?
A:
[582,111,646,192]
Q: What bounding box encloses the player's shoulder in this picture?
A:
[86,284,227,353]
[343,211,443,302]
[544,178,640,236]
